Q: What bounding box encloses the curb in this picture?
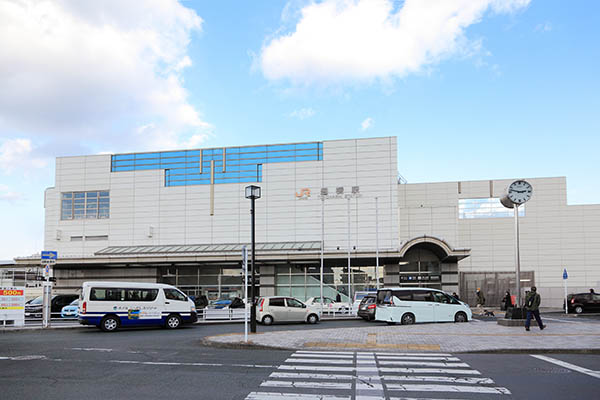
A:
[200,337,600,354]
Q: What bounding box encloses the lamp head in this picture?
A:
[245,185,261,199]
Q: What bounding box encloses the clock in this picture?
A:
[507,180,533,205]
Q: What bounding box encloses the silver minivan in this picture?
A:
[375,287,472,325]
[256,296,321,325]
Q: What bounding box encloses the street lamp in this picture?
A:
[245,185,261,333]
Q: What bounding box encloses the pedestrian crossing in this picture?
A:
[245,350,511,400]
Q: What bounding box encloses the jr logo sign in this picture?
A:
[295,188,311,200]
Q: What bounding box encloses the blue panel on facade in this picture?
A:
[112,141,321,187]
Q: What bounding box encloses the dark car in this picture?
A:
[357,295,377,321]
[567,293,600,314]
[25,294,79,318]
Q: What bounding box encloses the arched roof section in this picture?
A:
[399,235,470,262]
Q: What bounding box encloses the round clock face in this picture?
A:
[507,180,533,204]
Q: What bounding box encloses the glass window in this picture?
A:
[412,291,434,302]
[269,298,285,307]
[164,288,187,301]
[286,298,304,308]
[61,191,109,220]
[432,291,451,303]
[392,290,413,301]
[125,289,158,302]
[90,288,124,301]
[459,198,525,219]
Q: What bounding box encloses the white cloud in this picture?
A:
[260,0,530,86]
[289,108,316,119]
[0,184,24,203]
[361,117,373,131]
[0,0,208,152]
[0,138,47,175]
[535,21,552,33]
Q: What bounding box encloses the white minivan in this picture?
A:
[79,281,197,332]
[375,287,472,325]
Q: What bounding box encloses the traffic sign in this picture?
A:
[41,251,57,266]
[563,268,568,280]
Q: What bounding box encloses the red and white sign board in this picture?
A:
[0,287,25,327]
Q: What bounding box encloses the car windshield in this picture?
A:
[69,299,78,306]
[28,297,43,305]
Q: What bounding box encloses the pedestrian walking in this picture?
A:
[452,292,460,301]
[502,290,512,311]
[476,288,485,315]
[524,286,546,331]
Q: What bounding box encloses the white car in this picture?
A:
[305,296,351,314]
[256,296,321,325]
[375,287,472,325]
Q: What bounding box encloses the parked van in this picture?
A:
[375,287,472,325]
[79,281,197,332]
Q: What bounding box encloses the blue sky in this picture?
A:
[0,0,599,259]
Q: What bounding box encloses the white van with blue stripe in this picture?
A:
[79,281,197,332]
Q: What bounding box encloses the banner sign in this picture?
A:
[0,286,25,327]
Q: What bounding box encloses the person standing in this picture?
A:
[591,288,596,294]
[502,290,512,311]
[524,286,546,331]
[476,288,485,315]
[452,292,460,301]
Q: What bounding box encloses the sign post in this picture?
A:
[563,268,568,314]
[242,246,248,343]
[41,251,57,328]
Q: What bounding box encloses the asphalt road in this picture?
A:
[1,320,599,400]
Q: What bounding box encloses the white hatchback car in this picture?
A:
[305,296,351,314]
[256,296,321,325]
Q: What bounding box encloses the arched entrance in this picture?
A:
[382,236,470,293]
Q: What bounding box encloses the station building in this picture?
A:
[14,136,600,307]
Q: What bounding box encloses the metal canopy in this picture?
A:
[95,241,322,256]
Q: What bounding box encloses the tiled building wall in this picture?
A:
[44,137,399,258]
[399,177,600,307]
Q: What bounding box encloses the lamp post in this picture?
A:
[245,185,261,333]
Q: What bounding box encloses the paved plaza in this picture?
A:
[206,317,600,353]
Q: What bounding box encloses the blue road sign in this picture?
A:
[563,268,568,280]
[41,251,58,260]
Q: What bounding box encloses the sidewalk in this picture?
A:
[204,319,600,353]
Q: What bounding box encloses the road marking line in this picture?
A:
[378,361,470,368]
[386,384,511,394]
[286,358,353,364]
[531,355,600,379]
[296,351,356,355]
[109,360,276,368]
[245,392,350,400]
[291,353,354,359]
[379,367,481,375]
[377,356,461,361]
[279,365,368,372]
[70,348,114,352]
[374,353,452,357]
[378,375,494,384]
[261,380,352,390]
[270,372,354,380]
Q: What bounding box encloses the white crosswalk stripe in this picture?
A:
[245,350,511,399]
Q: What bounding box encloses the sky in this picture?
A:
[0,0,599,260]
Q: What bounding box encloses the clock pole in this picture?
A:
[514,204,521,307]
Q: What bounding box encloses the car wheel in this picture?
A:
[307,314,319,324]
[100,315,120,332]
[262,315,274,325]
[401,313,416,325]
[165,314,182,329]
[574,306,584,314]
[454,312,468,323]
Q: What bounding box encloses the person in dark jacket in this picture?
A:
[452,292,460,301]
[502,290,512,311]
[524,286,546,331]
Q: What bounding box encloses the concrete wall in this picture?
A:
[399,177,600,307]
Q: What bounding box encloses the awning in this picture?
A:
[95,241,321,256]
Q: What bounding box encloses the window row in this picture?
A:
[61,191,109,220]
[458,198,525,219]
